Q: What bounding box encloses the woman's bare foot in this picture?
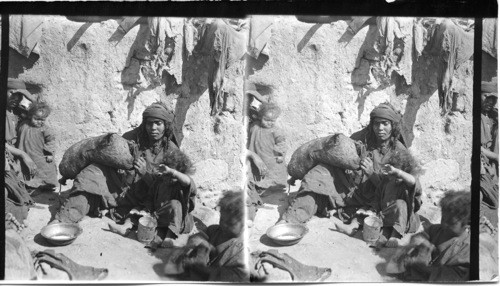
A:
[108,221,132,236]
[48,219,61,225]
[275,219,288,225]
[331,216,359,236]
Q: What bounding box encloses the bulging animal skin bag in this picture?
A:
[59,133,134,180]
[287,135,334,180]
[311,134,361,170]
[287,134,362,180]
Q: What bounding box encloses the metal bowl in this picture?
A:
[266,223,308,246]
[41,223,83,246]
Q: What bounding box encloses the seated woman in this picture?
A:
[118,101,180,209]
[53,102,179,224]
[402,191,470,282]
[280,103,422,247]
[165,189,248,282]
[108,147,197,246]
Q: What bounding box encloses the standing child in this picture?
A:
[16,101,58,191]
[247,102,287,194]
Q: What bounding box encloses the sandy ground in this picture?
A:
[248,184,437,283]
[18,183,220,282]
[15,180,443,283]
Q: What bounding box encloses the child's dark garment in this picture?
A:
[16,121,58,189]
[144,176,197,235]
[204,225,248,281]
[247,122,287,191]
[403,224,470,281]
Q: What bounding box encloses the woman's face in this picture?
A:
[7,91,21,109]
[145,117,166,141]
[481,94,497,113]
[372,117,393,143]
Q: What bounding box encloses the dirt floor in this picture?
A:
[17,179,442,282]
[19,183,220,282]
[248,184,438,283]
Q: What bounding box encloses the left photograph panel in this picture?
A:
[5,15,249,282]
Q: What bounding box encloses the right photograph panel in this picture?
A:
[245,16,483,282]
[479,17,498,282]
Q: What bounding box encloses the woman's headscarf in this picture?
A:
[370,103,401,123]
[142,103,174,123]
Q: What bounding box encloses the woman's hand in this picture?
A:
[360,157,374,176]
[381,164,400,177]
[134,157,148,177]
[157,164,192,186]
[382,164,416,187]
[158,164,175,176]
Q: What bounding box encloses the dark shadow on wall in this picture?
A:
[9,48,45,97]
[481,52,498,82]
[115,23,158,121]
[245,53,269,77]
[67,23,93,52]
[172,51,209,146]
[297,23,323,53]
[8,48,39,78]
[349,23,386,120]
[402,54,438,147]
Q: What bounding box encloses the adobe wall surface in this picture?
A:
[247,16,473,204]
[11,16,473,209]
[10,16,244,208]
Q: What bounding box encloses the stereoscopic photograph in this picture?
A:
[2,6,498,284]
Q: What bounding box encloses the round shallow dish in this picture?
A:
[41,223,83,246]
[266,223,308,246]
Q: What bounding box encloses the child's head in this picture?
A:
[160,148,195,184]
[218,189,245,238]
[439,191,471,236]
[257,102,281,129]
[27,101,51,128]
